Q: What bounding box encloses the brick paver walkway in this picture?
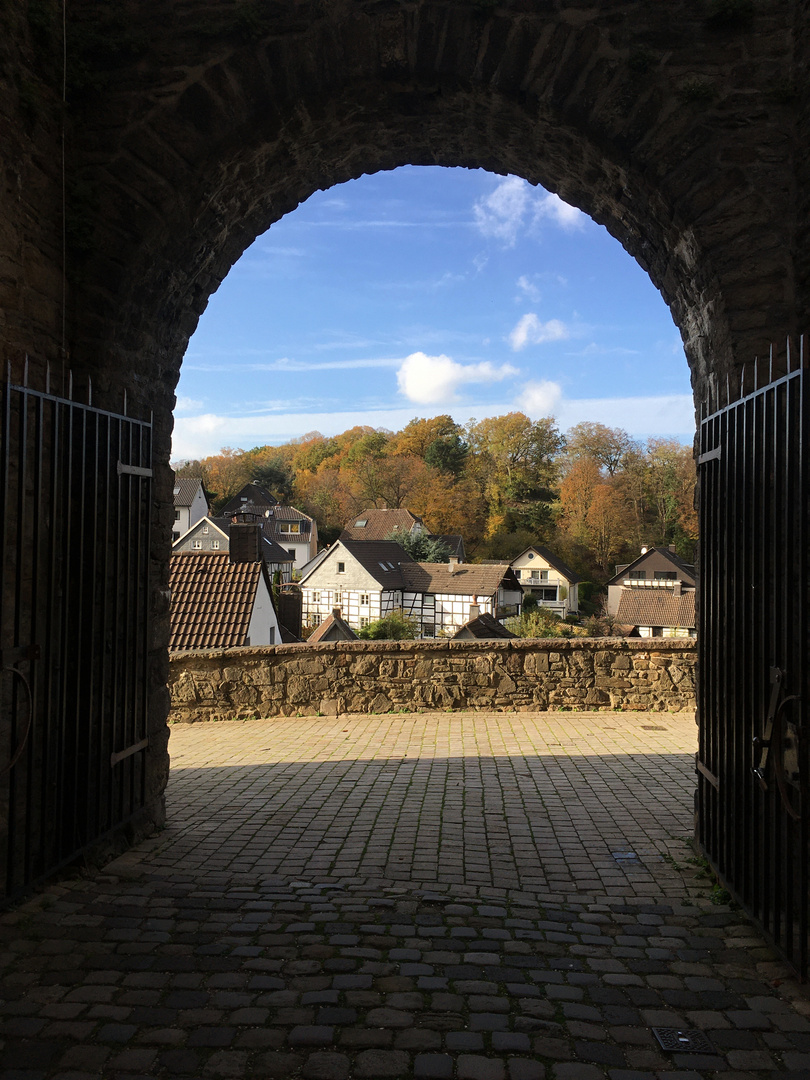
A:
[1,711,808,1079]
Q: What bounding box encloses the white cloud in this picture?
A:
[171,394,697,462]
[174,395,204,414]
[516,275,542,304]
[534,192,586,231]
[473,177,531,247]
[520,380,563,416]
[473,178,587,246]
[509,314,569,351]
[396,352,518,405]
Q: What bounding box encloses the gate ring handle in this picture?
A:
[0,665,33,777]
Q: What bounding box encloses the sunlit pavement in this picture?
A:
[1,711,808,1079]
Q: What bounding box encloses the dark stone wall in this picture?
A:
[0,0,807,849]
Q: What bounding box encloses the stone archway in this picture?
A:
[1,1,808,886]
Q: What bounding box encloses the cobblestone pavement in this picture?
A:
[1,711,808,1079]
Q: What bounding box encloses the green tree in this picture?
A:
[356,609,419,640]
[385,527,452,562]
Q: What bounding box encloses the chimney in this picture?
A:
[469,604,480,620]
[332,607,341,619]
[448,556,460,574]
[229,522,262,563]
[674,581,682,596]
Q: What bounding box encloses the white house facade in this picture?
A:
[300,541,520,638]
[172,476,209,542]
[510,546,580,617]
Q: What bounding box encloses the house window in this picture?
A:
[529,570,540,581]
[313,592,321,604]
[337,561,345,573]
[268,628,275,644]
[278,522,300,533]
[174,510,181,521]
[629,570,646,579]
[335,592,343,607]
[288,549,295,559]
[212,540,220,550]
[202,525,209,534]
[360,617,369,628]
[654,571,677,580]
[423,623,434,637]
[360,593,370,605]
[192,539,202,549]
[172,531,179,541]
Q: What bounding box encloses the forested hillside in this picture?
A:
[174,414,696,583]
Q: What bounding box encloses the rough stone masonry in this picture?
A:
[169,639,696,723]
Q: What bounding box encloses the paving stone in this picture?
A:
[457,1054,506,1080]
[353,1048,411,1077]
[302,1050,351,1079]
[414,1052,454,1078]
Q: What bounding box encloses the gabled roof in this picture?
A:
[271,505,313,523]
[512,546,581,585]
[173,476,207,508]
[209,517,295,563]
[220,482,278,516]
[400,561,520,597]
[308,608,358,642]
[434,535,465,560]
[452,612,517,640]
[172,516,228,548]
[607,546,695,586]
[341,508,423,541]
[615,590,696,630]
[300,539,415,588]
[299,547,330,577]
[169,552,267,649]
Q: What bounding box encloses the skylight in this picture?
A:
[356,519,368,527]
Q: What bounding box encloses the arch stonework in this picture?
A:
[1,1,809,835]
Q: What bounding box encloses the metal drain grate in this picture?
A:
[652,1028,714,1053]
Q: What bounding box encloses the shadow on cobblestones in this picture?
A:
[1,712,808,1078]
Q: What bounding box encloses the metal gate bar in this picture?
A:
[0,362,153,900]
[698,338,808,977]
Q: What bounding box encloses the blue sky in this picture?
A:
[173,166,694,462]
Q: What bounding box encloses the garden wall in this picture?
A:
[168,639,696,722]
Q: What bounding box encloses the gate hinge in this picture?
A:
[0,644,40,666]
[697,447,722,465]
[696,756,720,790]
[117,461,153,478]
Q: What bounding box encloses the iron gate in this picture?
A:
[698,338,809,978]
[0,362,152,900]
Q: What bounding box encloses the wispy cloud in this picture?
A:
[473,177,587,246]
[396,352,518,405]
[516,275,542,304]
[534,192,586,232]
[174,395,204,414]
[509,314,569,351]
[184,355,401,373]
[171,394,697,462]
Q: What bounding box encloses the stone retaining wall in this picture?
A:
[168,639,696,722]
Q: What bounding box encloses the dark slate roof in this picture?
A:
[615,590,696,630]
[169,553,265,650]
[300,540,415,587]
[400,561,520,597]
[434,535,465,560]
[173,476,206,508]
[452,612,517,640]
[341,508,423,541]
[308,608,358,642]
[209,517,295,563]
[220,482,278,516]
[299,548,330,577]
[513,546,581,584]
[607,547,695,586]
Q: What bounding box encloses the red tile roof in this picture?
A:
[169,553,265,650]
[400,562,519,597]
[341,508,423,541]
[615,589,696,630]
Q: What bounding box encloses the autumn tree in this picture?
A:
[565,422,637,476]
